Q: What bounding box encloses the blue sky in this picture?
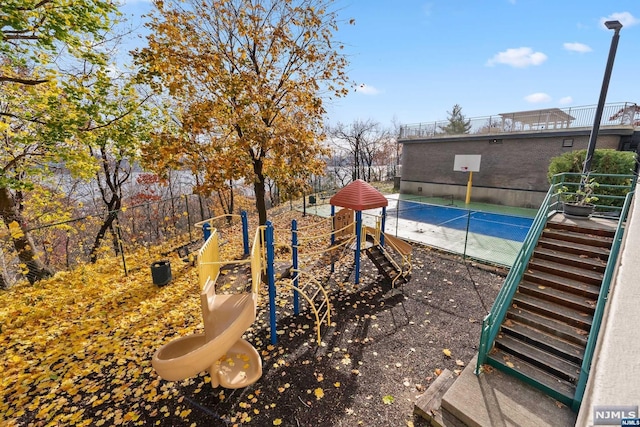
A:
[119,0,639,128]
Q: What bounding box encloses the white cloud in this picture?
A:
[486,47,547,68]
[558,96,573,105]
[355,84,380,95]
[600,12,639,29]
[563,42,592,53]
[524,93,552,103]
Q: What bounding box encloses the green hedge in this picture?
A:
[548,149,636,207]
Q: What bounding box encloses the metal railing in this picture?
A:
[475,172,636,397]
[572,188,635,411]
[400,102,638,140]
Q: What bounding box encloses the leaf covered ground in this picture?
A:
[1,210,505,426]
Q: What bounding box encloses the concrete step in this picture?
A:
[500,318,585,364]
[522,269,601,299]
[512,293,593,330]
[486,348,576,405]
[506,307,589,347]
[541,228,613,249]
[494,335,581,383]
[546,215,617,238]
[538,236,610,261]
[533,247,607,273]
[440,354,577,427]
[528,257,604,286]
[518,282,597,314]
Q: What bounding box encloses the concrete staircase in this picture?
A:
[414,214,619,426]
[485,215,614,406]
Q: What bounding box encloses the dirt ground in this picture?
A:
[146,223,506,426]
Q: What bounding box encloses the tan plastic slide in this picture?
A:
[152,278,262,389]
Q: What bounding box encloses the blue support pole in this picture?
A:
[330,205,336,273]
[330,205,336,246]
[265,221,278,344]
[202,222,212,242]
[355,210,362,284]
[380,207,387,247]
[241,211,249,256]
[291,220,300,315]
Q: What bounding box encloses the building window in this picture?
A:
[562,138,574,147]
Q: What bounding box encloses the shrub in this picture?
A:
[548,149,636,207]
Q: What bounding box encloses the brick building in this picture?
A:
[398,104,639,208]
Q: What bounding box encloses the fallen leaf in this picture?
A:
[442,349,452,358]
[382,395,395,405]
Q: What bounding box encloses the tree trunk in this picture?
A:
[0,247,11,289]
[90,210,119,263]
[229,179,234,217]
[253,158,268,225]
[0,186,54,284]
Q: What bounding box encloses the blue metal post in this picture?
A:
[291,220,300,315]
[330,205,336,273]
[202,222,211,242]
[330,205,336,246]
[266,221,277,344]
[355,210,362,284]
[241,211,249,256]
[380,207,387,247]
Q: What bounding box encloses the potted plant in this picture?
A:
[561,174,599,218]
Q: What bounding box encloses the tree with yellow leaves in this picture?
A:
[0,1,157,285]
[0,1,117,285]
[136,0,351,225]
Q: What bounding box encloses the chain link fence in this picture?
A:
[295,192,536,267]
[0,194,231,287]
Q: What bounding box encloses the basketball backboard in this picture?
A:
[453,155,481,172]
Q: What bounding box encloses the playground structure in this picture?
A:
[151,181,414,388]
[152,214,263,389]
[328,180,413,286]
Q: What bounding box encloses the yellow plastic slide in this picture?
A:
[152,278,262,389]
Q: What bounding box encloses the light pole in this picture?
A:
[582,20,623,177]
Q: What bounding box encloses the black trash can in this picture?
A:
[309,195,316,204]
[151,260,172,286]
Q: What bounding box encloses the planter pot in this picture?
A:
[563,202,595,218]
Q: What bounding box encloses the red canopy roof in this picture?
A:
[329,179,388,211]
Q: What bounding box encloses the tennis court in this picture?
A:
[389,199,533,242]
[298,193,538,266]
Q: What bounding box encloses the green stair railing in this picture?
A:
[476,172,636,409]
[571,187,635,411]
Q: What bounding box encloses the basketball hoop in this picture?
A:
[461,166,468,172]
